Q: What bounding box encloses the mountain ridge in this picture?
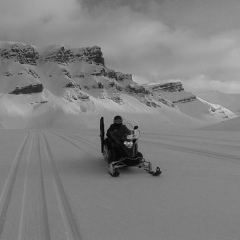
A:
[0,41,237,129]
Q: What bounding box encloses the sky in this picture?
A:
[1,0,240,93]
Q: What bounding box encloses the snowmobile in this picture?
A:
[100,117,161,177]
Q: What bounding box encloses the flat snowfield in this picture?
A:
[0,128,239,240]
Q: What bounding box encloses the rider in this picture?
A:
[106,115,131,163]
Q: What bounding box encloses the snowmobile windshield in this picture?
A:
[122,123,139,141]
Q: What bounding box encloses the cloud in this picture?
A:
[80,0,157,12]
[184,75,240,94]
[0,0,240,93]
[0,0,81,44]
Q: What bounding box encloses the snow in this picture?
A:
[198,91,240,116]
[0,41,238,130]
[0,124,240,240]
[0,41,240,239]
[200,116,240,132]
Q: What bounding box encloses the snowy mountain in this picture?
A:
[0,42,240,240]
[0,41,237,129]
[198,91,240,116]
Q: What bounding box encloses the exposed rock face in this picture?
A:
[124,81,196,108]
[125,85,150,94]
[0,44,39,65]
[10,83,43,94]
[65,81,81,89]
[85,46,105,66]
[42,45,105,66]
[148,82,184,92]
[43,47,74,64]
[173,96,197,103]
[0,42,193,108]
[25,68,40,78]
[105,69,132,82]
[61,69,71,78]
[0,41,237,124]
[125,82,184,95]
[89,68,133,82]
[0,43,105,66]
[2,71,13,76]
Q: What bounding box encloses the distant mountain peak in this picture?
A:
[0,41,238,129]
[0,41,105,66]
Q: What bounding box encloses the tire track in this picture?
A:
[141,134,240,150]
[42,133,82,240]
[62,130,100,148]
[0,131,30,237]
[19,133,51,240]
[49,130,99,153]
[142,139,240,161]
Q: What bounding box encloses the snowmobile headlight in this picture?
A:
[124,141,133,148]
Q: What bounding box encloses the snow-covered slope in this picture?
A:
[200,116,240,131]
[0,41,237,129]
[198,91,240,116]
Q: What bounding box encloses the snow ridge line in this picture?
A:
[49,130,98,153]
[52,130,100,151]
[18,133,34,240]
[143,140,240,161]
[142,134,240,150]
[38,134,51,240]
[19,133,51,240]
[42,133,82,240]
[50,131,109,175]
[66,134,100,150]
[0,131,30,237]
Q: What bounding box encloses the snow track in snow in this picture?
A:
[42,133,82,240]
[143,139,240,162]
[19,133,51,240]
[0,131,84,240]
[0,129,240,240]
[49,130,99,153]
[0,132,29,238]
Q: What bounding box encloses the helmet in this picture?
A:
[113,115,123,124]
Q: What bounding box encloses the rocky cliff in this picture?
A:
[0,43,39,65]
[125,81,196,108]
[10,83,43,94]
[0,41,237,124]
[0,43,105,66]
[42,45,105,66]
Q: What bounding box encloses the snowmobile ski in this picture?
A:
[147,167,162,176]
[139,162,162,176]
[108,163,120,177]
[108,166,161,177]
[108,161,161,177]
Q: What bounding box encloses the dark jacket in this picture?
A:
[107,124,131,145]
